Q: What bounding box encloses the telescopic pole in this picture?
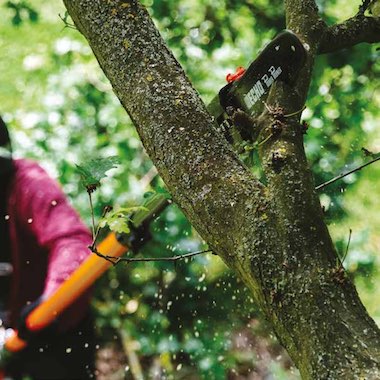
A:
[2,194,169,356]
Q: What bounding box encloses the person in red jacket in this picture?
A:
[0,116,96,379]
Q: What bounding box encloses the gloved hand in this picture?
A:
[17,297,57,342]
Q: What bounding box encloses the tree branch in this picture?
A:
[315,156,380,191]
[63,0,267,265]
[284,0,326,43]
[358,0,373,15]
[238,0,285,29]
[319,15,380,54]
[91,246,213,266]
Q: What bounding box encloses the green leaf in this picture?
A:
[76,156,120,192]
[98,206,147,234]
[5,1,39,26]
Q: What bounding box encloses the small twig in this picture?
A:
[258,133,273,147]
[284,106,306,118]
[89,246,213,266]
[58,12,77,30]
[264,102,305,119]
[332,229,352,283]
[263,102,272,113]
[91,246,121,265]
[90,205,113,249]
[335,229,352,271]
[342,229,352,265]
[315,156,380,191]
[358,0,372,15]
[87,191,96,240]
[119,249,212,262]
[92,223,102,249]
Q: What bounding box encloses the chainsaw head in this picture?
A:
[208,30,307,139]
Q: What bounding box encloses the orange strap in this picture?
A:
[5,233,126,353]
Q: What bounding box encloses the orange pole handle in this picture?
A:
[5,233,126,353]
[3,330,26,353]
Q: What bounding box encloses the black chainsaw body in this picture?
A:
[207,30,307,137]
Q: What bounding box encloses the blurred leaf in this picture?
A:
[76,156,120,192]
[99,206,147,234]
[5,0,39,25]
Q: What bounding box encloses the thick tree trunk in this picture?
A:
[63,0,380,377]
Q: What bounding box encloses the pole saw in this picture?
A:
[0,193,169,360]
[0,30,306,372]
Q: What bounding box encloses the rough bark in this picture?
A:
[63,0,380,378]
[319,15,380,54]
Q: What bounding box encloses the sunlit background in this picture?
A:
[1,0,379,378]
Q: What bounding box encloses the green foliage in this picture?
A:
[4,0,38,26]
[75,156,120,192]
[369,0,380,16]
[1,0,379,378]
[98,206,146,234]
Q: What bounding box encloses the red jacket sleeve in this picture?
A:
[13,160,93,330]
